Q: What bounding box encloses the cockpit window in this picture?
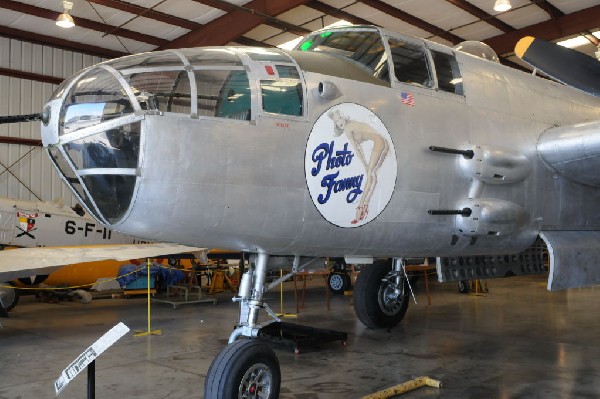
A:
[109,53,184,70]
[60,68,134,136]
[246,48,292,63]
[179,48,242,67]
[389,39,432,88]
[59,121,140,223]
[198,70,251,120]
[432,51,463,95]
[124,70,192,114]
[51,73,77,100]
[297,30,389,82]
[48,146,103,222]
[64,123,140,171]
[260,65,303,116]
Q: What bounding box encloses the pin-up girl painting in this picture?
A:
[328,109,390,224]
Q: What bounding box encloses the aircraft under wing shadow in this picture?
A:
[4,24,600,399]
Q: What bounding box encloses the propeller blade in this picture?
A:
[0,113,42,124]
[515,36,600,97]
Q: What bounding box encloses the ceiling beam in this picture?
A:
[162,0,311,49]
[0,0,167,46]
[0,67,63,85]
[533,0,564,19]
[444,0,514,33]
[306,1,373,26]
[234,36,272,47]
[583,33,599,46]
[86,0,200,30]
[357,0,464,44]
[0,136,42,146]
[196,0,311,36]
[0,25,126,58]
[484,4,600,55]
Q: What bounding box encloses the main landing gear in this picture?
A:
[327,259,351,294]
[353,259,410,329]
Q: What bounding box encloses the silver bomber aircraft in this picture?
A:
[3,24,600,398]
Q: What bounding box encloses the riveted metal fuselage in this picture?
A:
[41,27,600,259]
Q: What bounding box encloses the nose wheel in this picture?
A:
[204,339,280,399]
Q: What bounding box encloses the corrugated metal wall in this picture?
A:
[0,37,103,205]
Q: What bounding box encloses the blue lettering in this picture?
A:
[327,143,354,170]
[311,141,363,205]
[318,171,338,204]
[311,142,333,176]
[311,142,355,176]
[317,172,364,205]
[345,175,364,203]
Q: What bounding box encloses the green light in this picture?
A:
[320,32,333,38]
[300,41,313,51]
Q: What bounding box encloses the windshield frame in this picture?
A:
[295,26,390,84]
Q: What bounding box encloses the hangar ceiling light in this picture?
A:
[494,0,512,12]
[56,0,75,29]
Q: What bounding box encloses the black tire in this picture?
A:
[328,272,350,294]
[458,280,470,294]
[0,284,19,312]
[353,260,409,329]
[204,339,280,399]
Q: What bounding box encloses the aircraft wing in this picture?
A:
[514,36,600,187]
[0,243,206,281]
[515,36,600,97]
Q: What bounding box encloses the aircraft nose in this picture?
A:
[42,65,143,225]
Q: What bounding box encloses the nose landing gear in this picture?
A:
[204,252,281,399]
[204,339,280,399]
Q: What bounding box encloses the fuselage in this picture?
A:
[40,26,600,259]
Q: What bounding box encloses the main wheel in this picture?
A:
[328,272,350,294]
[204,339,280,399]
[0,284,19,311]
[353,260,409,329]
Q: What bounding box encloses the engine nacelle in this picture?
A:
[538,120,600,187]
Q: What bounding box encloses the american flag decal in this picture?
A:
[401,92,415,106]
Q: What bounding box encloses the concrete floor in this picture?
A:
[1,274,600,399]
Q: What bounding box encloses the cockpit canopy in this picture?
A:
[45,47,305,225]
[295,25,464,95]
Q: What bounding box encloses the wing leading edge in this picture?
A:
[0,243,206,281]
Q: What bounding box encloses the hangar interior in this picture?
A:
[2,0,600,398]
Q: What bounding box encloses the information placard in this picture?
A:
[55,322,130,395]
